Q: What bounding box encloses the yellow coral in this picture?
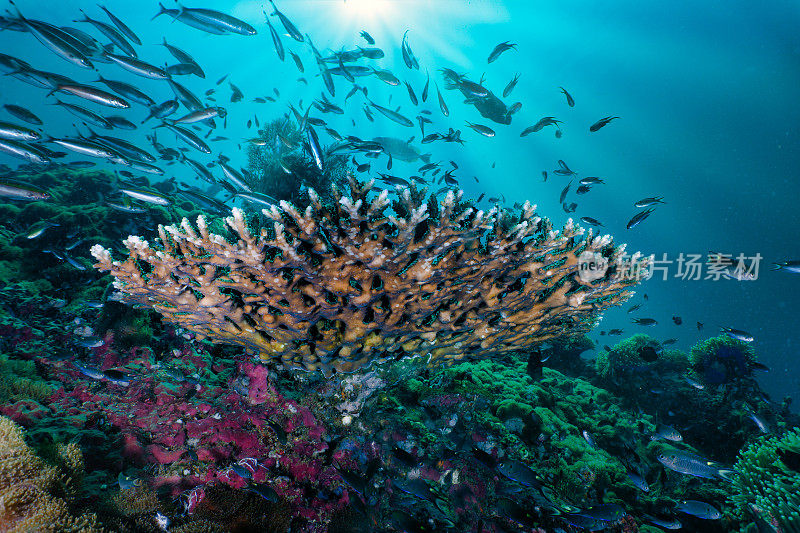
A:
[0,416,99,532]
[93,178,645,375]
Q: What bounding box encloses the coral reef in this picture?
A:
[92,176,646,375]
[596,334,688,380]
[47,340,348,531]
[0,415,100,532]
[690,334,758,387]
[731,428,800,531]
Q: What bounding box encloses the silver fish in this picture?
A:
[269,0,302,41]
[104,52,167,79]
[51,83,129,108]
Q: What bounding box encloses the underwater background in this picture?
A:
[1,0,800,531]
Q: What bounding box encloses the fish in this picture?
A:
[576,503,625,522]
[657,451,732,480]
[158,122,211,153]
[98,5,140,46]
[747,411,769,433]
[154,3,256,36]
[358,47,384,60]
[171,107,227,125]
[88,131,155,162]
[635,196,665,208]
[0,121,40,142]
[77,9,136,58]
[496,460,542,488]
[360,30,374,45]
[161,38,203,75]
[0,179,51,200]
[96,76,155,107]
[229,82,244,103]
[559,86,575,107]
[404,81,418,105]
[369,101,413,127]
[289,50,304,72]
[503,74,520,97]
[626,208,655,229]
[652,424,682,442]
[580,216,603,227]
[465,121,495,137]
[50,137,122,161]
[106,115,136,130]
[589,116,620,132]
[672,315,682,325]
[117,472,142,490]
[400,30,419,70]
[421,71,430,102]
[166,63,203,77]
[488,41,517,63]
[142,100,179,124]
[4,104,43,125]
[436,84,449,117]
[627,472,649,492]
[372,68,400,86]
[11,5,94,68]
[676,500,721,520]
[104,52,167,79]
[50,83,129,108]
[632,318,657,326]
[269,0,302,41]
[121,187,170,206]
[72,361,105,380]
[721,326,754,342]
[644,514,682,529]
[559,181,571,204]
[684,375,704,389]
[265,16,284,61]
[306,125,324,171]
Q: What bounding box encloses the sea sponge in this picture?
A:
[0,415,99,532]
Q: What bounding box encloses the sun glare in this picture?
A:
[339,0,397,21]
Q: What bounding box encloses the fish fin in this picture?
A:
[716,469,735,482]
[420,153,431,164]
[152,2,168,20]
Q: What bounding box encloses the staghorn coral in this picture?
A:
[730,428,800,531]
[0,415,99,532]
[91,177,645,376]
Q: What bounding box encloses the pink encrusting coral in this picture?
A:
[46,342,350,529]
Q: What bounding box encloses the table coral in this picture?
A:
[92,177,645,375]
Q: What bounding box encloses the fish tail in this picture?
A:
[152,2,168,20]
[770,263,783,271]
[716,469,735,482]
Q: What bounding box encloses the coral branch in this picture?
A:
[92,178,645,375]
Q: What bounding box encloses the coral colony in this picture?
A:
[92,177,645,376]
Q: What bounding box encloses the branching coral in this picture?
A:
[92,177,645,375]
[0,415,99,532]
[731,428,800,531]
